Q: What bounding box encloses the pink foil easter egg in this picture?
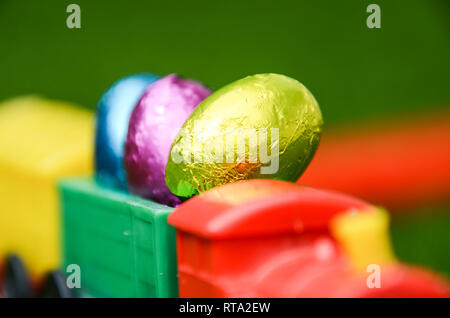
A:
[124,74,211,207]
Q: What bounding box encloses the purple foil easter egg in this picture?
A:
[124,74,211,207]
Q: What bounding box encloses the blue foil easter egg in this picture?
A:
[95,73,160,189]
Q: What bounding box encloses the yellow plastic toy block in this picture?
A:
[0,96,93,279]
[331,208,396,271]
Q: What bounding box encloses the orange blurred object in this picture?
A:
[299,112,450,210]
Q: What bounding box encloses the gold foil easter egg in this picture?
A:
[165,73,323,199]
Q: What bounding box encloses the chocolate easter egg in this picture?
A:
[165,73,323,200]
[95,73,159,189]
[124,74,211,207]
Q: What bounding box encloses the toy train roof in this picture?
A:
[168,179,372,239]
[0,96,93,178]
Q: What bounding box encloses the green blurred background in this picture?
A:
[1,0,449,124]
[1,0,449,276]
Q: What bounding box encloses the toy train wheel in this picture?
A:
[38,270,74,298]
[1,254,33,298]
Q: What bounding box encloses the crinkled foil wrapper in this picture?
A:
[95,73,159,190]
[124,74,211,207]
[165,73,323,200]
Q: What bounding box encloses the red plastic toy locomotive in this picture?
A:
[169,179,449,297]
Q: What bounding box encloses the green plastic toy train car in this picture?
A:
[59,178,178,297]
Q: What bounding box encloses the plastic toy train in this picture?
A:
[0,97,449,298]
[60,178,177,297]
[60,178,450,297]
[0,97,93,297]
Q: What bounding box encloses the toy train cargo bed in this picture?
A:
[59,178,178,298]
[0,97,93,279]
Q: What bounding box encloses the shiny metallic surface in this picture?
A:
[124,74,211,207]
[165,73,323,200]
[95,73,159,189]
